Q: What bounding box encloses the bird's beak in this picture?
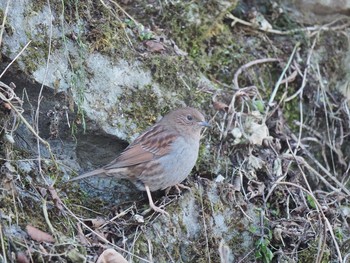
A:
[198,121,210,128]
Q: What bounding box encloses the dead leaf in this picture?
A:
[4,133,15,144]
[248,155,264,170]
[232,175,241,192]
[273,158,283,177]
[3,102,11,110]
[219,239,231,263]
[26,225,55,243]
[213,101,229,112]
[48,186,63,211]
[244,112,269,145]
[231,127,243,144]
[248,9,273,30]
[39,187,47,197]
[247,180,265,199]
[214,174,225,183]
[273,226,285,246]
[16,251,30,263]
[96,248,128,263]
[90,217,106,228]
[144,40,165,53]
[134,214,144,223]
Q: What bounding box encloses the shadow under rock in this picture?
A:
[75,132,149,205]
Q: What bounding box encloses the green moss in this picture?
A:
[152,1,237,54]
[58,0,133,59]
[283,97,300,131]
[30,0,47,13]
[117,84,167,133]
[298,241,330,263]
[21,45,46,74]
[21,36,62,74]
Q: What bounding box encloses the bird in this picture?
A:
[70,107,209,215]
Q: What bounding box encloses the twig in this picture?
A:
[289,133,350,195]
[285,36,317,102]
[0,224,7,263]
[199,185,211,263]
[6,100,57,169]
[226,13,350,35]
[265,42,300,120]
[316,60,337,175]
[275,182,342,262]
[34,0,54,185]
[62,203,151,262]
[99,0,135,48]
[224,58,278,138]
[42,199,56,239]
[294,121,346,167]
[0,41,32,79]
[0,0,10,48]
[102,0,138,25]
[232,58,280,90]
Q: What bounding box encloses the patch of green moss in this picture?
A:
[57,0,134,60]
[283,98,300,130]
[115,73,212,139]
[298,241,330,263]
[30,0,47,13]
[116,84,167,133]
[21,37,62,75]
[142,54,212,104]
[0,9,13,38]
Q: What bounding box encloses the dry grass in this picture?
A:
[1,1,350,262]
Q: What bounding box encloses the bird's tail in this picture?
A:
[69,168,107,182]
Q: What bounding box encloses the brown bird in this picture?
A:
[70,107,209,214]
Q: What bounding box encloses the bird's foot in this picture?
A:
[148,202,169,216]
[165,183,191,196]
[145,185,169,216]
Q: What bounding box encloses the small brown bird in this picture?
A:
[70,107,209,214]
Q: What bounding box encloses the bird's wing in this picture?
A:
[104,125,177,169]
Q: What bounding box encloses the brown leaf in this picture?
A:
[3,102,11,110]
[90,217,106,228]
[144,40,166,53]
[213,101,229,112]
[96,248,128,263]
[16,251,30,263]
[48,186,63,211]
[26,225,55,243]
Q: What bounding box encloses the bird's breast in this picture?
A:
[136,136,200,192]
[159,136,199,190]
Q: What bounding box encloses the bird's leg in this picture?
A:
[165,183,191,196]
[145,185,169,216]
[175,183,191,192]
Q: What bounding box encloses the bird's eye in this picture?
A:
[186,115,193,121]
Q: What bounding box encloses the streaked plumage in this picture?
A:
[70,107,209,214]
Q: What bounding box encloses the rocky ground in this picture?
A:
[0,0,350,262]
